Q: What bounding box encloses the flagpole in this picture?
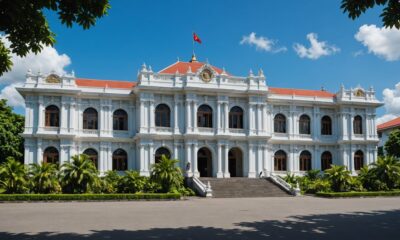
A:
[192,31,195,56]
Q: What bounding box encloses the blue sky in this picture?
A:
[1,0,400,120]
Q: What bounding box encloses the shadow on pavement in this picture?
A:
[1,209,399,240]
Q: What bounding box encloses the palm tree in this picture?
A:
[305,169,321,181]
[324,165,351,192]
[151,155,183,192]
[60,154,98,193]
[370,156,400,189]
[29,163,60,193]
[0,157,27,193]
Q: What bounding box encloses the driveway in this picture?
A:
[0,196,399,239]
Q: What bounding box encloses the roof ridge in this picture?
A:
[158,60,182,74]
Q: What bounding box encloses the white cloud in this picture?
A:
[0,36,71,108]
[240,32,287,53]
[293,33,340,59]
[352,50,364,57]
[355,24,400,61]
[0,83,25,108]
[377,82,400,125]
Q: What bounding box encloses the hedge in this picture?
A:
[0,193,181,202]
[316,191,400,198]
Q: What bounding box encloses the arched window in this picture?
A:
[43,147,59,165]
[229,106,244,129]
[354,150,364,171]
[83,148,98,169]
[197,104,213,128]
[112,149,127,171]
[353,115,363,134]
[155,104,171,127]
[274,114,286,133]
[113,109,128,131]
[299,150,312,171]
[155,147,171,163]
[299,114,311,134]
[321,116,332,135]
[83,108,98,130]
[45,105,60,127]
[321,151,332,171]
[274,150,287,171]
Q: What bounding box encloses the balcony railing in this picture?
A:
[197,127,214,134]
[229,128,246,134]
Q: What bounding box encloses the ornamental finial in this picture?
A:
[189,54,197,63]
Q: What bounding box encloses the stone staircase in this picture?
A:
[199,177,291,198]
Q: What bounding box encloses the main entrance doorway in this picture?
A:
[198,147,213,177]
[228,147,243,177]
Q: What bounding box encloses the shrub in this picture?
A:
[0,193,181,201]
[151,155,183,193]
[28,163,60,194]
[305,178,331,193]
[324,165,352,192]
[0,157,28,193]
[316,190,400,198]
[117,170,147,193]
[305,169,321,181]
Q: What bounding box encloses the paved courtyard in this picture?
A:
[0,196,399,239]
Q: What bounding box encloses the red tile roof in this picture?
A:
[269,87,335,98]
[159,61,225,75]
[75,78,136,89]
[377,117,400,131]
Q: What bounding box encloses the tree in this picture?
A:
[0,0,110,76]
[0,99,24,163]
[324,165,352,192]
[0,157,28,193]
[384,129,400,157]
[29,163,60,193]
[150,155,183,193]
[60,154,98,193]
[370,156,400,189]
[341,0,400,29]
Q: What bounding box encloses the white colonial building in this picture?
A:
[16,56,382,177]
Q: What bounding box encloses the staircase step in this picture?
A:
[199,177,291,198]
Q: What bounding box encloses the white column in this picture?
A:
[217,143,223,178]
[69,102,75,133]
[36,139,42,164]
[185,142,192,176]
[224,144,230,178]
[185,100,191,133]
[149,100,155,133]
[257,145,262,175]
[149,143,154,170]
[139,100,145,132]
[174,99,179,133]
[256,104,261,135]
[139,144,145,174]
[248,144,256,178]
[193,143,199,177]
[263,146,269,176]
[192,100,197,131]
[224,102,229,133]
[37,97,44,133]
[216,101,221,133]
[249,104,254,132]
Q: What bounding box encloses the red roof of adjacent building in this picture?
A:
[75,78,136,89]
[377,117,400,131]
[269,87,335,98]
[159,61,225,75]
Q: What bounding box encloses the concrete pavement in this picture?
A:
[0,196,399,239]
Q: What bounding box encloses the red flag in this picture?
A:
[193,32,202,44]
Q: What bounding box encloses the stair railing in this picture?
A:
[269,173,301,196]
[192,176,212,198]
